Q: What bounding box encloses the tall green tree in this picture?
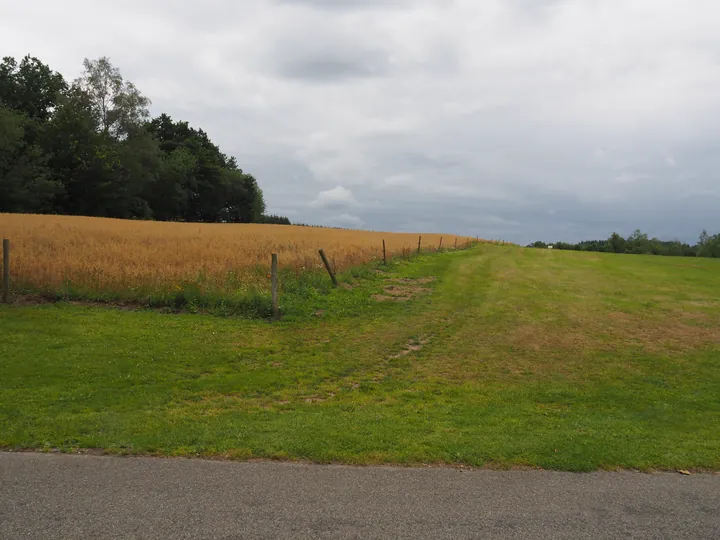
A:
[43,86,112,216]
[626,229,651,254]
[697,230,720,258]
[607,232,626,253]
[75,57,151,138]
[0,106,60,212]
[0,56,67,212]
[0,55,67,121]
[146,114,266,223]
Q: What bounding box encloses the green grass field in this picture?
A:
[1,245,719,471]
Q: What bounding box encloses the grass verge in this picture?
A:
[1,245,719,471]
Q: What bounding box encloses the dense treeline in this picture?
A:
[0,55,288,224]
[529,230,720,257]
[256,214,292,225]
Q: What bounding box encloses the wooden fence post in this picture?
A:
[2,239,8,304]
[318,249,338,287]
[417,236,422,255]
[454,237,458,249]
[382,239,387,266]
[271,253,279,319]
[439,237,443,250]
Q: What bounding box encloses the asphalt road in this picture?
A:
[1,452,718,539]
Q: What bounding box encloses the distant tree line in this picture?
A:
[0,55,289,224]
[256,214,291,225]
[528,230,720,258]
[293,223,361,230]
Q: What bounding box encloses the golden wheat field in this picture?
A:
[0,214,478,296]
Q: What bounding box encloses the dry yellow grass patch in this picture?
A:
[0,213,476,294]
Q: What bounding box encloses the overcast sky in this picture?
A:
[3,0,720,243]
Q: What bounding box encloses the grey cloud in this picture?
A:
[276,0,415,10]
[324,213,365,228]
[3,0,719,243]
[277,54,388,81]
[266,25,391,82]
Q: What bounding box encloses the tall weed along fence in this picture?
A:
[0,214,507,313]
[266,236,488,317]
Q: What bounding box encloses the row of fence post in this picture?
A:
[415,235,476,254]
[0,235,496,310]
[269,248,340,319]
[268,236,481,318]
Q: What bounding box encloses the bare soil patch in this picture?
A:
[372,277,436,303]
[391,335,432,358]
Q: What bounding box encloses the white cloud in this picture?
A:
[309,186,360,209]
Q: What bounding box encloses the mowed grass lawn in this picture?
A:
[1,246,719,471]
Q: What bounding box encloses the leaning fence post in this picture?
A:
[318,249,338,287]
[271,253,279,319]
[382,239,387,266]
[439,237,443,250]
[417,236,422,255]
[2,239,9,304]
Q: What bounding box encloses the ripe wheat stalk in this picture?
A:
[1,214,479,297]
